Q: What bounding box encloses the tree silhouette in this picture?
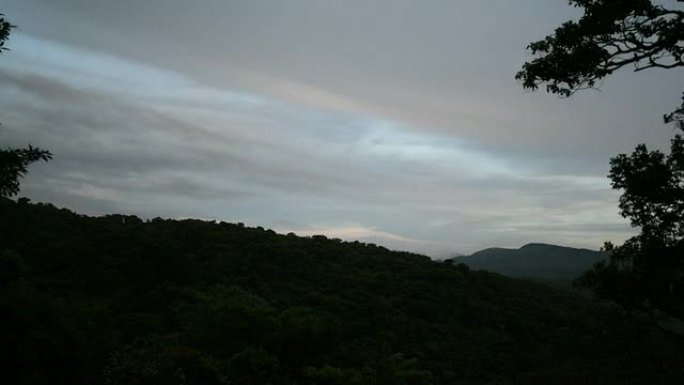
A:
[0,13,12,52]
[0,14,51,198]
[576,125,683,317]
[518,1,684,318]
[516,0,684,96]
[0,145,52,198]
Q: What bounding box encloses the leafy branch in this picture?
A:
[516,0,684,96]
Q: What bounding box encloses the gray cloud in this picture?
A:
[4,0,679,156]
[1,1,663,254]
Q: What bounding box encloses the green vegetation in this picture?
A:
[0,14,52,198]
[516,0,683,97]
[2,199,683,385]
[0,6,682,384]
[576,129,684,318]
[0,13,12,52]
[518,0,684,320]
[455,243,604,282]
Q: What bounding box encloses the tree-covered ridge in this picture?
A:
[454,243,605,282]
[1,198,683,385]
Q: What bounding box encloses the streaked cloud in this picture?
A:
[2,1,674,255]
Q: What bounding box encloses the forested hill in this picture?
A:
[1,199,683,385]
[454,243,605,281]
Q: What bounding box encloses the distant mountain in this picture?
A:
[453,243,605,281]
[436,251,463,261]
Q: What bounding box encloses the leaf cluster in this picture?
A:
[0,13,52,198]
[0,13,13,53]
[516,0,684,96]
[0,145,52,198]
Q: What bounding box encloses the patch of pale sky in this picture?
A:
[0,2,656,255]
[5,35,521,188]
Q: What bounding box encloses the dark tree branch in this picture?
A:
[516,0,684,96]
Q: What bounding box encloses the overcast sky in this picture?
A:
[1,0,682,256]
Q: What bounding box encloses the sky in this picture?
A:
[1,0,682,257]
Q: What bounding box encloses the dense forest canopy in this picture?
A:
[2,199,684,384]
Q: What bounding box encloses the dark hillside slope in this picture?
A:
[1,199,682,385]
[455,243,604,281]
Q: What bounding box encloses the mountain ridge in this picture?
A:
[453,243,605,281]
[2,199,681,384]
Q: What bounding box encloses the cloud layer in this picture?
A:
[3,1,678,255]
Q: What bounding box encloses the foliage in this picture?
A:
[0,6,681,385]
[0,145,52,197]
[577,126,684,317]
[517,0,684,319]
[610,135,683,242]
[0,13,13,53]
[1,200,683,385]
[0,13,14,53]
[0,14,52,198]
[516,0,684,96]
